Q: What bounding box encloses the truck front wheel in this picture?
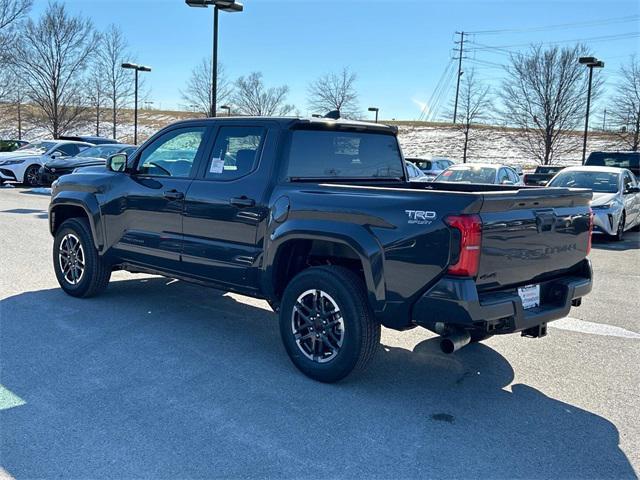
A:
[279,266,380,383]
[53,218,111,298]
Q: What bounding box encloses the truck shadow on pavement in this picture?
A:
[1,277,635,479]
[592,231,640,251]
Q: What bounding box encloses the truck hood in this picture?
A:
[591,192,618,206]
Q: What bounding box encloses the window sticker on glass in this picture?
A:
[209,157,224,174]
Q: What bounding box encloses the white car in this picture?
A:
[547,166,640,241]
[434,163,524,185]
[0,140,93,187]
[407,157,455,181]
[405,161,431,182]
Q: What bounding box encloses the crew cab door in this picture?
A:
[181,124,275,292]
[111,125,209,271]
[622,171,640,227]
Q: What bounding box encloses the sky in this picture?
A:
[30,0,640,120]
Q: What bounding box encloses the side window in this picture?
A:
[623,172,634,192]
[497,168,510,184]
[508,168,520,184]
[206,126,266,181]
[137,127,206,177]
[56,144,81,156]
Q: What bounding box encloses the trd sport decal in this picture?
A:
[405,210,437,225]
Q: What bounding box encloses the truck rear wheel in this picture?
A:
[53,218,111,298]
[279,266,380,383]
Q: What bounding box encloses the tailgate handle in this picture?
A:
[535,212,555,232]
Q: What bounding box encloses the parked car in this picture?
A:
[59,135,119,145]
[49,116,592,383]
[434,164,523,185]
[39,144,136,186]
[523,165,565,186]
[548,166,640,241]
[405,160,430,182]
[584,151,640,178]
[0,140,29,152]
[407,157,454,181]
[0,140,93,186]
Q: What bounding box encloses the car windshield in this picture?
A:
[75,145,122,159]
[537,166,563,174]
[435,166,497,184]
[586,152,639,170]
[548,171,620,193]
[287,130,404,179]
[413,160,433,170]
[17,141,55,153]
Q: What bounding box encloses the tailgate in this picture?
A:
[476,187,592,290]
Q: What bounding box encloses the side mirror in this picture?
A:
[107,153,128,172]
[625,186,640,194]
[501,179,514,185]
[50,152,62,159]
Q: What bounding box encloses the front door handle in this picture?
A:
[230,196,255,208]
[164,189,184,200]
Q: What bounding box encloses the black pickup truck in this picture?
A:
[523,165,566,186]
[49,117,593,382]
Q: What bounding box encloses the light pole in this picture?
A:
[121,63,152,145]
[368,107,379,123]
[579,56,604,164]
[220,105,231,116]
[186,0,243,117]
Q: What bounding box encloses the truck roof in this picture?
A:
[169,116,398,134]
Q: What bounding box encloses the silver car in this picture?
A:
[433,163,524,186]
[405,161,431,182]
[547,166,640,241]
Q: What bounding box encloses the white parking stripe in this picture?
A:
[550,317,640,339]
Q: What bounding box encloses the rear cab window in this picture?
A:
[586,152,640,170]
[286,129,404,180]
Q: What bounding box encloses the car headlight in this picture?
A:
[0,159,26,165]
[592,203,613,210]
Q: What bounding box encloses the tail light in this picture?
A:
[444,214,482,277]
[587,208,594,255]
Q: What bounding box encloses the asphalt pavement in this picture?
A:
[1,186,639,479]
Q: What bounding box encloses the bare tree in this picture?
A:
[180,58,232,116]
[12,2,98,138]
[609,56,640,151]
[307,67,360,118]
[449,69,491,163]
[0,0,32,62]
[232,72,294,116]
[96,24,135,140]
[84,65,106,137]
[500,44,599,164]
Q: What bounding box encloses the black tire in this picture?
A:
[279,266,381,383]
[23,164,41,187]
[612,212,625,242]
[53,218,111,298]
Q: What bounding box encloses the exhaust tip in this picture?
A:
[440,330,471,354]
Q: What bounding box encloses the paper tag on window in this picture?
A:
[209,158,224,174]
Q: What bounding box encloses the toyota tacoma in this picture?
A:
[49,116,593,382]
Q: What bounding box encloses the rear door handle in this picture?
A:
[164,189,184,200]
[230,196,255,208]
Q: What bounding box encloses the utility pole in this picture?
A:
[453,31,465,124]
[602,108,607,131]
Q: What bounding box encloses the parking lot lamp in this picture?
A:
[368,107,379,123]
[185,0,244,117]
[579,56,604,164]
[220,105,231,116]
[121,63,152,145]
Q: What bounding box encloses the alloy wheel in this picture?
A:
[291,289,345,363]
[58,233,86,285]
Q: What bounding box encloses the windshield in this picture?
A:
[548,171,620,193]
[75,145,122,159]
[586,152,639,170]
[17,141,55,153]
[537,166,563,174]
[287,130,404,179]
[435,166,497,184]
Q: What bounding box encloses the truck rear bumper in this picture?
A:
[412,259,592,335]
